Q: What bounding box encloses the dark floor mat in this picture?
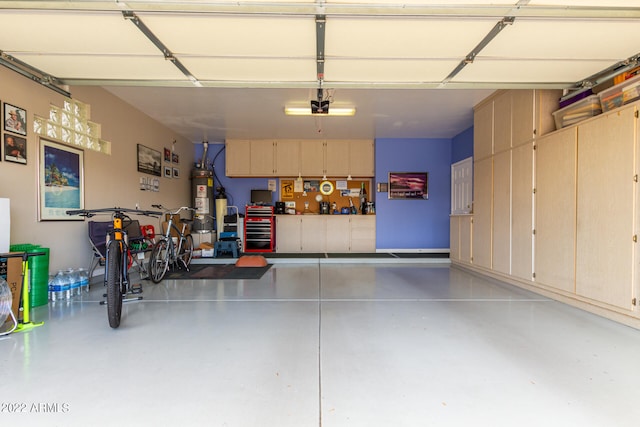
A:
[163,263,272,280]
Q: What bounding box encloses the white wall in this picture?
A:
[0,67,194,271]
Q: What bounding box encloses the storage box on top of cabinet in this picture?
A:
[552,95,602,129]
[598,74,640,112]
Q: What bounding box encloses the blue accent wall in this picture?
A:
[195,143,272,212]
[451,126,474,163]
[375,138,451,250]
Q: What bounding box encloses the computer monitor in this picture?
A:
[250,189,273,205]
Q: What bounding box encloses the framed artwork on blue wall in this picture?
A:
[388,172,428,200]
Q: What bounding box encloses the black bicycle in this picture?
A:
[67,207,161,328]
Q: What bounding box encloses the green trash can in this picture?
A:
[9,244,50,308]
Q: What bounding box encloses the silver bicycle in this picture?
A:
[148,205,195,283]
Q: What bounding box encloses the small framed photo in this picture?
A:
[172,167,179,178]
[4,133,27,164]
[172,152,179,164]
[164,147,171,162]
[4,103,27,136]
[137,144,162,176]
[164,166,172,178]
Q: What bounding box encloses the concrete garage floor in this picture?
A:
[2,262,640,427]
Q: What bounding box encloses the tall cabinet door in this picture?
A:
[535,128,577,293]
[576,107,636,309]
[511,142,533,280]
[473,157,493,269]
[492,150,511,275]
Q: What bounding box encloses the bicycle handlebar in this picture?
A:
[66,207,162,218]
[151,205,195,215]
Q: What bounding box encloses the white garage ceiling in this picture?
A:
[0,1,639,142]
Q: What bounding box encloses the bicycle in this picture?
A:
[148,205,195,283]
[66,207,161,328]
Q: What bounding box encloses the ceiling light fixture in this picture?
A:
[284,107,356,116]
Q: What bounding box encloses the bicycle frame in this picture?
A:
[66,207,161,328]
[163,215,190,268]
[148,205,195,283]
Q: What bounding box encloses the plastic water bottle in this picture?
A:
[68,268,81,297]
[77,268,89,293]
[61,269,72,299]
[49,270,65,301]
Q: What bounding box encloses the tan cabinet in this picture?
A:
[301,216,327,252]
[511,90,534,145]
[535,127,577,293]
[575,106,636,310]
[468,89,640,325]
[349,139,375,177]
[326,216,350,252]
[227,139,374,177]
[275,215,376,253]
[450,215,473,264]
[474,90,561,161]
[350,216,376,252]
[472,157,492,269]
[511,142,533,281]
[250,140,276,176]
[325,140,350,177]
[473,99,493,161]
[225,139,251,176]
[300,140,325,176]
[326,139,374,177]
[275,216,302,252]
[226,139,275,176]
[492,150,511,275]
[493,91,512,154]
[459,215,472,264]
[275,140,301,176]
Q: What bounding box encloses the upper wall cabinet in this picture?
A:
[473,99,493,161]
[225,139,252,176]
[326,139,375,177]
[474,89,561,160]
[226,139,374,177]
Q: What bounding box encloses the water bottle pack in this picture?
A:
[49,268,90,301]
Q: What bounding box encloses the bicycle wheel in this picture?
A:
[178,234,194,268]
[106,239,123,328]
[149,238,170,283]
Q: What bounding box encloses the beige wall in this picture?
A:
[0,66,193,272]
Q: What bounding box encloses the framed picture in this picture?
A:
[137,144,161,176]
[3,103,27,136]
[172,167,179,178]
[164,166,172,178]
[39,138,84,221]
[172,152,179,164]
[388,172,428,200]
[4,133,27,164]
[164,147,171,162]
